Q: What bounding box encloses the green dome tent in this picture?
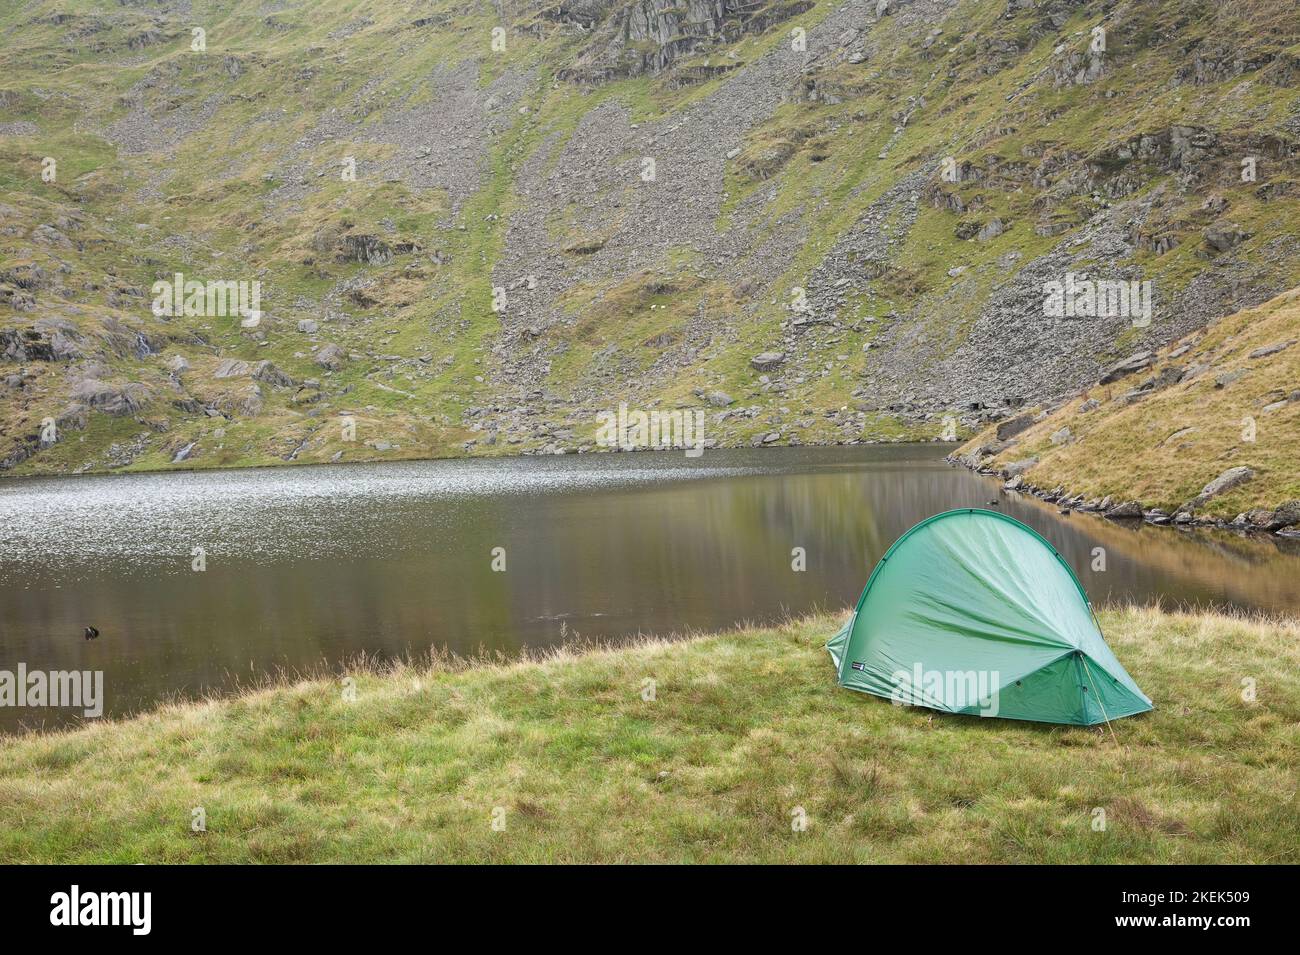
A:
[827,508,1152,725]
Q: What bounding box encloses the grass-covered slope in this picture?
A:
[3,0,1300,474]
[955,286,1300,521]
[0,607,1296,863]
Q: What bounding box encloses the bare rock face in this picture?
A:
[71,379,152,416]
[1203,223,1251,253]
[217,383,264,417]
[1,319,83,362]
[252,360,294,388]
[338,235,395,265]
[213,359,251,379]
[560,0,810,83]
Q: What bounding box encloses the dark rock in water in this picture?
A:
[1273,501,1300,526]
[1244,501,1300,532]
[1106,500,1144,519]
[1243,508,1280,530]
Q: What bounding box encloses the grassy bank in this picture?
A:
[956,288,1300,521]
[1,606,1296,864]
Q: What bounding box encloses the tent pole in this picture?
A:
[1081,654,1120,746]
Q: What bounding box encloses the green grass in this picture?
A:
[0,605,1295,863]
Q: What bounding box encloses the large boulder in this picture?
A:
[1099,352,1154,384]
[1187,466,1255,508]
[316,343,346,370]
[750,351,785,372]
[1247,340,1295,360]
[252,360,294,388]
[1273,501,1300,526]
[34,317,83,360]
[996,412,1035,441]
[1245,501,1300,532]
[1,320,82,361]
[71,379,151,416]
[1002,457,1038,478]
[1105,500,1144,519]
[1203,223,1250,253]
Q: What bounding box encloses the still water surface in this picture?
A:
[2,445,1297,730]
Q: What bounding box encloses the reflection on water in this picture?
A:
[1,445,1297,730]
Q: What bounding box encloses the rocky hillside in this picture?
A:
[953,286,1300,532]
[3,0,1300,474]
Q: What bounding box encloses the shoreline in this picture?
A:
[0,435,958,483]
[947,453,1300,540]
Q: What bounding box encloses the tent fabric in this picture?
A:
[828,508,1152,725]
